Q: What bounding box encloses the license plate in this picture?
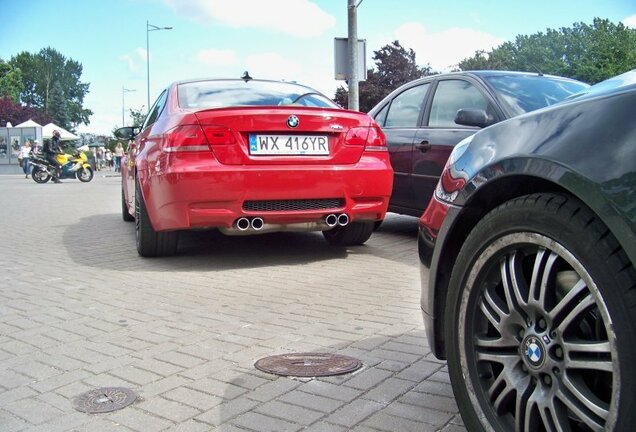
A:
[249,134,329,156]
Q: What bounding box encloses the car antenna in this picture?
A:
[242,71,253,82]
[530,64,544,76]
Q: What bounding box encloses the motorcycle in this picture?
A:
[30,145,94,183]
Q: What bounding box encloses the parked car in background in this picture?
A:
[368,71,588,216]
[115,78,393,257]
[419,69,636,431]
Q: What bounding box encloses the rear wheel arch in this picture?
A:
[433,175,569,357]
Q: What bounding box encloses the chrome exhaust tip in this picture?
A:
[325,214,338,227]
[337,213,349,226]
[251,217,264,231]
[236,217,250,231]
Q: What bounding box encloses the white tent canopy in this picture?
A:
[15,119,42,128]
[42,123,78,141]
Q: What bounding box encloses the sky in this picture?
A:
[1,0,635,135]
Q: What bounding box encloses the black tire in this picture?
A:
[134,179,178,257]
[322,221,375,246]
[122,187,134,222]
[32,166,51,183]
[77,167,93,182]
[445,193,636,432]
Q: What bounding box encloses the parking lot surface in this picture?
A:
[0,174,465,432]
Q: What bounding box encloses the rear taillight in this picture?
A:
[163,125,210,153]
[344,124,387,151]
[434,135,472,202]
[202,126,236,145]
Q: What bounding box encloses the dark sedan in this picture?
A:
[419,70,636,431]
[368,71,588,217]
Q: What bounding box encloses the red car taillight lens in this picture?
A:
[163,125,210,153]
[202,126,236,146]
[344,124,387,151]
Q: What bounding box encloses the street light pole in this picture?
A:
[122,87,136,127]
[347,0,360,111]
[146,20,173,113]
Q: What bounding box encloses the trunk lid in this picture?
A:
[194,107,372,165]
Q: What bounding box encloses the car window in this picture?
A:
[178,80,338,109]
[384,84,430,128]
[429,80,491,127]
[142,89,168,130]
[373,103,389,127]
[483,75,589,116]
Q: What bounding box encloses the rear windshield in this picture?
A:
[484,75,589,116]
[178,80,338,109]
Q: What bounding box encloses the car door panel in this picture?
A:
[410,78,497,213]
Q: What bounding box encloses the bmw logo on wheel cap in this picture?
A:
[524,336,545,368]
[287,115,299,128]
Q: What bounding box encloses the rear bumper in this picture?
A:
[140,154,393,232]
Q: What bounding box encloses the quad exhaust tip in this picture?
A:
[337,213,349,226]
[325,214,338,227]
[236,217,250,231]
[251,217,264,231]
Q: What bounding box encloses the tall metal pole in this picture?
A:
[122,87,135,127]
[347,0,359,111]
[146,20,150,112]
[146,21,173,113]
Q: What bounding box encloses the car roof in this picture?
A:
[173,78,319,92]
[415,70,584,83]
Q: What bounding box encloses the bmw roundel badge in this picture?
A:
[524,336,544,367]
[287,115,299,128]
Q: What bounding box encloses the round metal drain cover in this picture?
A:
[73,387,137,413]
[255,353,362,377]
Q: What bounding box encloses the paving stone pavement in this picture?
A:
[0,174,466,431]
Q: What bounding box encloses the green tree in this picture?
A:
[10,47,92,130]
[335,40,434,112]
[458,18,636,84]
[128,107,146,127]
[48,81,69,127]
[0,60,24,102]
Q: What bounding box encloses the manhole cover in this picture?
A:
[255,353,362,377]
[73,387,137,413]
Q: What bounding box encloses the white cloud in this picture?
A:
[196,49,239,66]
[119,48,147,72]
[163,0,335,38]
[245,53,301,81]
[392,22,504,71]
[623,14,636,28]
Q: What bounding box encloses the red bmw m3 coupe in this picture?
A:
[116,78,393,257]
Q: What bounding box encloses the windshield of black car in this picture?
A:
[178,81,338,109]
[484,75,590,116]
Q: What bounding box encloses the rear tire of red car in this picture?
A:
[322,221,374,246]
[122,188,134,222]
[135,179,178,257]
[445,193,635,431]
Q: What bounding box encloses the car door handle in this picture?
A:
[416,141,431,153]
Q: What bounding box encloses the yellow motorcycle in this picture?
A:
[30,145,94,183]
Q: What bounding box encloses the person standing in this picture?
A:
[114,142,125,172]
[19,140,32,178]
[43,130,63,183]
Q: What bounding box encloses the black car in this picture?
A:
[419,70,636,431]
[368,71,588,217]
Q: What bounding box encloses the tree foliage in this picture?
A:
[0,95,53,126]
[458,18,636,84]
[9,47,92,130]
[335,40,434,112]
[0,60,24,102]
[128,107,146,127]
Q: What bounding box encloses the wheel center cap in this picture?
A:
[522,335,546,369]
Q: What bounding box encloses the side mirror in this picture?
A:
[114,126,140,140]
[455,109,494,128]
